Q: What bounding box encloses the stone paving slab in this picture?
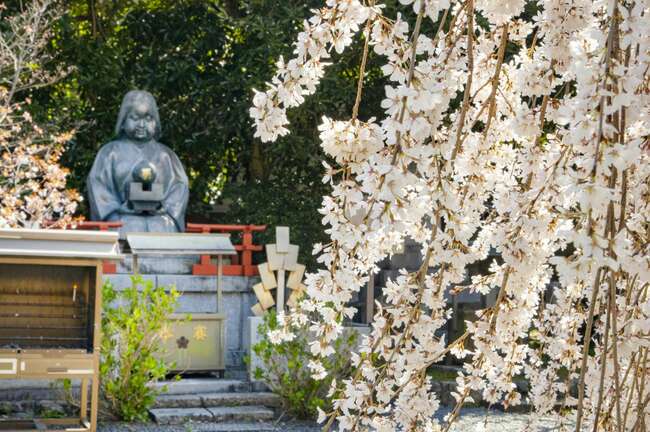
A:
[152,392,281,409]
[206,405,275,422]
[153,379,250,395]
[150,407,214,425]
[153,394,203,409]
[201,392,281,407]
[150,405,274,425]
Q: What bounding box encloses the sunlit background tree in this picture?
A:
[0,0,79,228]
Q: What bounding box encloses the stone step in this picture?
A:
[150,407,213,424]
[208,406,275,422]
[202,392,281,408]
[153,379,251,395]
[153,394,203,408]
[152,392,281,409]
[150,405,275,425]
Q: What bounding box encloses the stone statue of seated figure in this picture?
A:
[87,90,189,235]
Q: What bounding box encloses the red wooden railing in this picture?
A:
[52,220,266,277]
[186,223,267,276]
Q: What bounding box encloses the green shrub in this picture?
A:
[251,310,357,420]
[100,276,180,421]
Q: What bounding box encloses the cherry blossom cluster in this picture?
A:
[0,1,80,228]
[252,0,649,430]
[250,0,376,142]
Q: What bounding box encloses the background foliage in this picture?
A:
[23,0,398,266]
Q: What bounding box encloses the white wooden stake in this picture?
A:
[276,227,290,252]
[276,270,286,313]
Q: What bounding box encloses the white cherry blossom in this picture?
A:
[251,0,650,430]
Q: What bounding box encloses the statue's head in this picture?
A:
[115,90,161,142]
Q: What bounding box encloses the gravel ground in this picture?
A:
[442,408,576,431]
[97,419,320,432]
[97,421,321,432]
[96,408,577,432]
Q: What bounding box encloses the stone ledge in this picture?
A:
[105,274,259,293]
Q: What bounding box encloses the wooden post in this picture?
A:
[275,227,290,312]
[80,378,88,422]
[90,262,103,432]
[217,254,225,378]
[276,270,285,313]
[98,224,117,274]
[90,373,100,431]
[242,227,254,276]
[217,254,223,313]
[132,254,139,275]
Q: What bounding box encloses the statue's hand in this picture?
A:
[119,202,135,214]
[154,204,167,215]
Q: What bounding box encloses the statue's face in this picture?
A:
[123,100,157,142]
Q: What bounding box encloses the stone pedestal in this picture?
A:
[106,255,259,370]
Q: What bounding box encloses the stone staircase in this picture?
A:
[148,378,281,429]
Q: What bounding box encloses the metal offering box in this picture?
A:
[0,228,121,432]
[126,233,236,374]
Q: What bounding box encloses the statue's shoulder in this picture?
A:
[154,141,181,159]
[154,141,174,153]
[97,139,131,156]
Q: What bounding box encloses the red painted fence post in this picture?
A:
[186,223,266,276]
